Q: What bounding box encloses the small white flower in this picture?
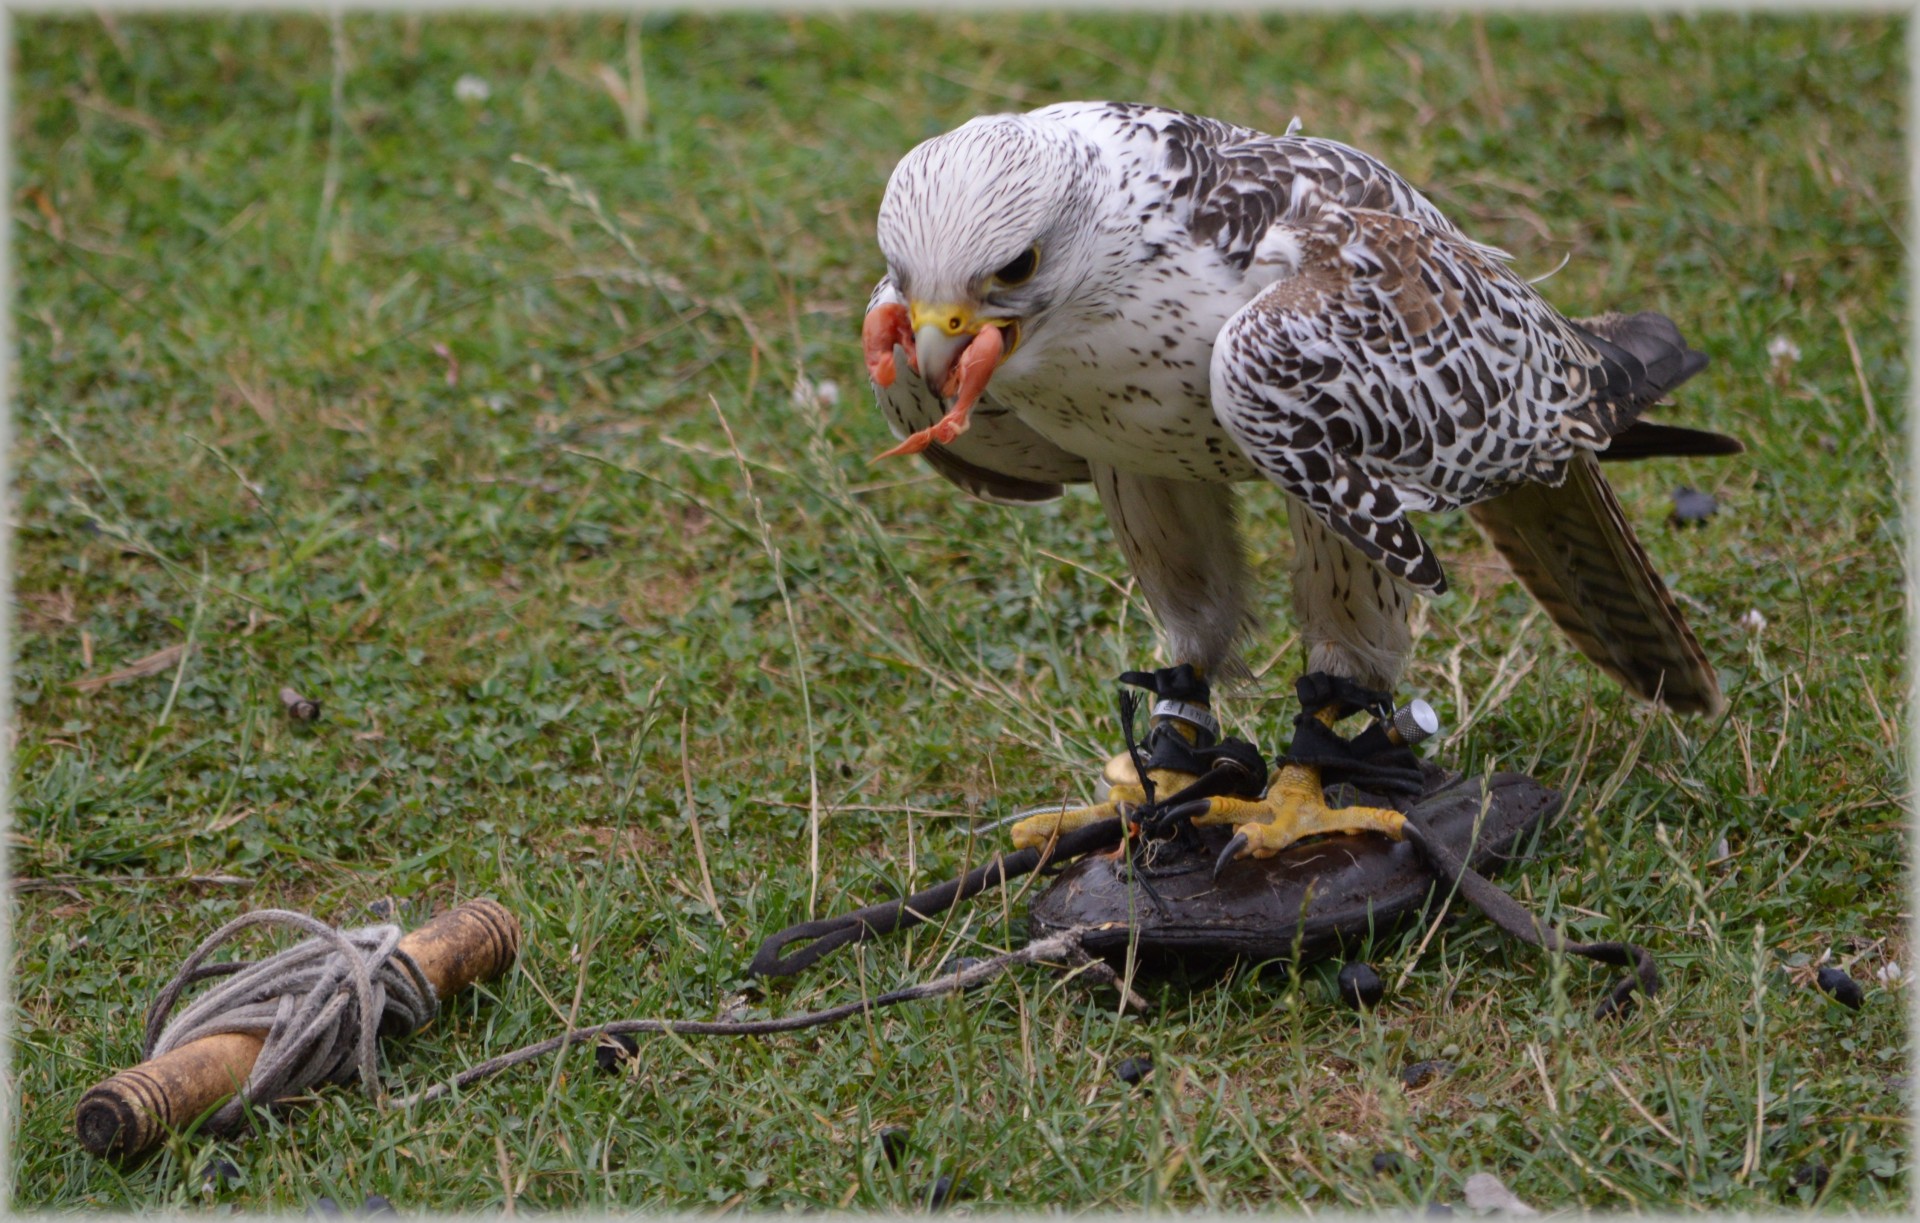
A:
[1767,335,1801,365]
[454,74,492,104]
[1739,608,1767,634]
[1877,962,1903,984]
[790,376,841,409]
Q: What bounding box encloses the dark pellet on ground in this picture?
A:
[878,1126,910,1168]
[1791,1161,1831,1193]
[1400,1059,1456,1089]
[198,1158,241,1192]
[1371,1151,1404,1176]
[1114,1055,1154,1087]
[595,1032,640,1073]
[280,686,323,722]
[1669,486,1719,527]
[1816,966,1864,1009]
[1337,961,1385,1010]
[362,1194,396,1215]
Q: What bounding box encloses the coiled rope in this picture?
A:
[142,909,437,1133]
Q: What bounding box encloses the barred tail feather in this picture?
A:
[1468,453,1723,715]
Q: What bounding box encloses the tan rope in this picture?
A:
[390,926,1134,1110]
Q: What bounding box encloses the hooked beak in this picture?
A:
[870,305,1017,461]
[909,302,1018,392]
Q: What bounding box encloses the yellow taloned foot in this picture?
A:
[1007,750,1202,850]
[1191,761,1407,861]
[1007,799,1119,850]
[1191,704,1407,868]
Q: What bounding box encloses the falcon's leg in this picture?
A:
[1087,463,1257,675]
[1008,466,1254,850]
[1285,502,1413,694]
[1193,509,1419,864]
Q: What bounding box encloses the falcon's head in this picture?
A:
[869,112,1109,396]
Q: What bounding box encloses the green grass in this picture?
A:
[9,10,1907,1213]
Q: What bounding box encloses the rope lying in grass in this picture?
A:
[389,926,1135,1109]
[143,910,437,1134]
[143,910,1133,1120]
[1397,803,1660,1019]
[748,819,1125,977]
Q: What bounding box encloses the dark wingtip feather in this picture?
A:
[1575,310,1711,404]
[1599,421,1745,462]
[1676,346,1711,384]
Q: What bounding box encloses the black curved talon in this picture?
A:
[1213,831,1250,881]
[1154,798,1214,831]
[1135,755,1265,841]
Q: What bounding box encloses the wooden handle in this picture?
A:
[75,897,521,1161]
[391,895,522,1006]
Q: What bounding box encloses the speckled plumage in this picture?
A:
[870,102,1727,711]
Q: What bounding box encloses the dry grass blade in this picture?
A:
[1604,1067,1682,1146]
[71,643,189,692]
[1445,607,1542,740]
[1390,780,1492,995]
[13,872,252,891]
[710,394,825,917]
[1836,307,1879,432]
[679,709,728,932]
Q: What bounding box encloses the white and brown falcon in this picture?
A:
[862,102,1738,860]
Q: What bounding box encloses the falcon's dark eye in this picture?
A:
[992,245,1039,287]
